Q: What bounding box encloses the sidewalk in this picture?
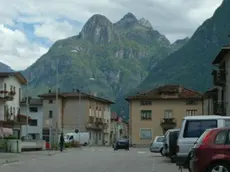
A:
[0,150,67,165]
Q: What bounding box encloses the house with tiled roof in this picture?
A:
[38,90,113,146]
[125,84,203,146]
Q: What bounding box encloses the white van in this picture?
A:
[64,132,89,146]
[176,115,230,161]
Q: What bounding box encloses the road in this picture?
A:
[0,147,187,172]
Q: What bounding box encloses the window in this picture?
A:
[49,111,53,118]
[140,128,152,140]
[140,100,152,105]
[29,107,38,112]
[156,136,164,142]
[141,110,152,120]
[164,110,173,119]
[49,100,53,104]
[186,100,198,105]
[215,131,227,145]
[226,131,230,145]
[186,110,197,116]
[29,119,38,126]
[183,120,217,138]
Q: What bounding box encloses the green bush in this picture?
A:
[4,136,17,140]
[64,142,71,148]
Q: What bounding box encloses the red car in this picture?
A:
[189,127,230,172]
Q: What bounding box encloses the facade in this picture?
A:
[0,72,27,138]
[110,112,128,143]
[211,46,230,116]
[203,87,219,115]
[126,85,203,146]
[20,98,43,140]
[39,90,113,145]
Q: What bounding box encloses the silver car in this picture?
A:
[150,136,164,155]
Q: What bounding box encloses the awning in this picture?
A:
[0,127,13,137]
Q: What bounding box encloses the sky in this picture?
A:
[0,0,223,70]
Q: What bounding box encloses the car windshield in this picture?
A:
[156,136,164,142]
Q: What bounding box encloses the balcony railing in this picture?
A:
[160,118,177,129]
[212,70,226,87]
[0,90,14,101]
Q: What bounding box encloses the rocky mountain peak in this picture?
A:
[138,18,152,29]
[115,12,138,28]
[79,14,115,44]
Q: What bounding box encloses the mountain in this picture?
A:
[23,13,187,115]
[138,0,229,92]
[0,62,13,72]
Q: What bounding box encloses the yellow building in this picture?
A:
[125,85,203,146]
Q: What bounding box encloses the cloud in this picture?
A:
[0,25,48,70]
[34,20,78,42]
[0,0,223,70]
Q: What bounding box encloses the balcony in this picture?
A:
[212,70,226,87]
[214,101,227,116]
[160,118,177,130]
[0,90,14,101]
[0,114,31,128]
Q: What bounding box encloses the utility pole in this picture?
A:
[77,89,81,144]
[55,60,59,149]
[26,74,30,138]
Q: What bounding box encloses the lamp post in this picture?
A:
[55,60,59,149]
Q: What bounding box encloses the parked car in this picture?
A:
[163,128,180,162]
[113,138,129,151]
[189,127,230,172]
[175,115,230,165]
[150,136,164,155]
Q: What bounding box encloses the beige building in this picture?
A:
[39,91,113,145]
[110,112,128,143]
[211,46,230,116]
[126,85,203,146]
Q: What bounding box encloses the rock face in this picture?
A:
[138,0,230,92]
[23,12,187,114]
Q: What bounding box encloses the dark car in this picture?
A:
[113,138,129,151]
[189,127,230,172]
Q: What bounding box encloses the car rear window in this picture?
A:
[196,129,212,144]
[156,137,164,142]
[183,120,217,138]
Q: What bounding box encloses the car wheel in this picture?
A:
[160,148,163,156]
[207,162,230,172]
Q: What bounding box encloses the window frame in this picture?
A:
[29,119,38,126]
[140,128,152,140]
[29,107,38,112]
[186,109,198,116]
[140,110,152,120]
[164,110,173,119]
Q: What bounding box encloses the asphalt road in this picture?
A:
[0,147,188,172]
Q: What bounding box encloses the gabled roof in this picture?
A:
[38,92,114,104]
[125,84,203,101]
[212,46,230,65]
[0,72,27,85]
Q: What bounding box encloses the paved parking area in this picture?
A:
[0,147,188,172]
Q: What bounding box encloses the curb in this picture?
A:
[0,159,19,165]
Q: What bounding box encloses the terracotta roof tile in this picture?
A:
[125,85,203,101]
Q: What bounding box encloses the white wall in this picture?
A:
[20,105,43,139]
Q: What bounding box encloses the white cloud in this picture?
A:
[34,20,77,42]
[0,0,223,70]
[0,25,48,70]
